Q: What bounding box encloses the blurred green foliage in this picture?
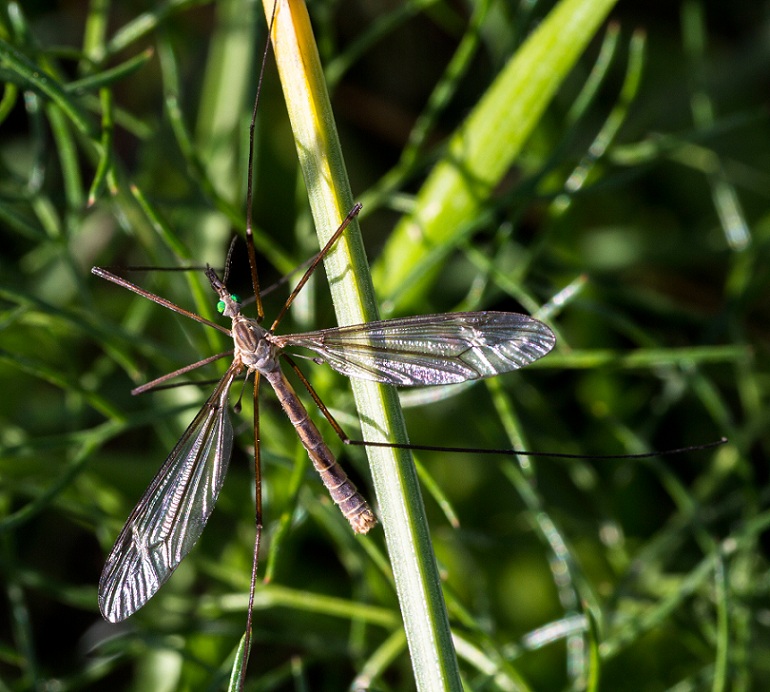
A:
[0,0,768,690]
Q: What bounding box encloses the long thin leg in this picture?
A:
[253,373,263,538]
[244,0,280,321]
[234,3,279,684]
[269,203,362,333]
[131,350,234,395]
[239,372,263,690]
[92,267,231,336]
[281,355,727,460]
[281,353,357,444]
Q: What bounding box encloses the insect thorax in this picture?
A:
[232,317,280,373]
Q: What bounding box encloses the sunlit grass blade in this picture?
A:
[262,1,463,688]
[372,0,620,311]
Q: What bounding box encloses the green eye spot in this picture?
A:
[231,294,240,303]
[216,300,226,314]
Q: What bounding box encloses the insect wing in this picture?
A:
[277,312,555,386]
[98,368,237,622]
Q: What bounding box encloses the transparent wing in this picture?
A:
[98,365,238,623]
[274,312,555,386]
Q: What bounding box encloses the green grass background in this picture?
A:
[1,0,768,690]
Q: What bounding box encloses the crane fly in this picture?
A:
[92,206,556,621]
[89,0,559,682]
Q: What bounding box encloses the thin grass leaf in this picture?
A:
[263,1,462,688]
[68,49,155,93]
[0,38,97,138]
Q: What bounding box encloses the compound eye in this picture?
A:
[216,294,240,314]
